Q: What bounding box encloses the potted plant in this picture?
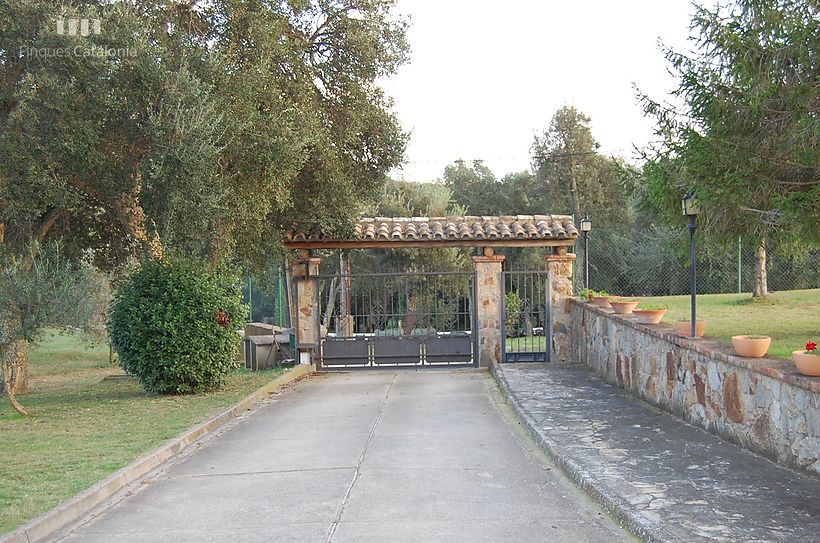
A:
[591,290,612,309]
[579,288,597,302]
[731,335,771,358]
[675,320,707,338]
[793,341,820,376]
[610,298,639,315]
[633,303,668,325]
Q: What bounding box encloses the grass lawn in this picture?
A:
[636,288,820,359]
[505,335,547,352]
[0,330,285,535]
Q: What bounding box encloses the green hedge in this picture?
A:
[109,259,246,394]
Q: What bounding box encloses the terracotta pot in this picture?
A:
[633,309,666,325]
[793,351,820,376]
[675,320,707,338]
[731,335,771,358]
[592,296,612,309]
[610,300,639,315]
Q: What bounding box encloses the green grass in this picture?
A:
[636,289,820,359]
[0,330,284,535]
[505,335,547,352]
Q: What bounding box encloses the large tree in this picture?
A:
[639,0,819,297]
[531,106,633,229]
[0,0,408,404]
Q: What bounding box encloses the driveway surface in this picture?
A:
[55,370,633,542]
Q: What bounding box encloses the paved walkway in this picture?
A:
[495,363,820,543]
[55,370,633,542]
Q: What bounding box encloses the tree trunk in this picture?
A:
[1,306,30,415]
[1,306,30,394]
[2,358,29,416]
[322,277,338,330]
[753,239,768,298]
[568,156,582,222]
[403,291,417,336]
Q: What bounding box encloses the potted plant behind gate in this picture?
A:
[793,341,820,376]
[632,303,668,325]
[731,335,771,358]
[610,298,639,315]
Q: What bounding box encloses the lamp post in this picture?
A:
[682,193,699,338]
[580,216,592,289]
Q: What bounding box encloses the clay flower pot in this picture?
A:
[610,299,639,315]
[792,351,820,376]
[592,296,612,309]
[731,335,771,358]
[633,309,667,325]
[675,320,707,338]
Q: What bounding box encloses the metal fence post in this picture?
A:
[737,237,742,294]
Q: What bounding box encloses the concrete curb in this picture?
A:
[489,362,678,543]
[1,364,315,543]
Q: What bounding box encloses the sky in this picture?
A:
[380,0,697,182]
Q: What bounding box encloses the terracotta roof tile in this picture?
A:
[285,215,579,246]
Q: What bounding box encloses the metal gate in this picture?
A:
[316,271,477,369]
[501,270,551,363]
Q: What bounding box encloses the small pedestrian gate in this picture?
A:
[501,270,551,363]
[316,271,477,369]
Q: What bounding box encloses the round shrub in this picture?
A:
[109,259,246,394]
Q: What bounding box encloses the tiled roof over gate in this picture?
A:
[284,215,578,248]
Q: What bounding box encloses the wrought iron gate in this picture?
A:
[316,271,477,369]
[501,270,551,363]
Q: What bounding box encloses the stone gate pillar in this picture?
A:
[291,254,321,364]
[546,247,575,364]
[472,249,505,367]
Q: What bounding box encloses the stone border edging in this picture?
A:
[0,364,315,543]
[490,362,676,543]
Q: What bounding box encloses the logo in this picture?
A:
[55,18,101,37]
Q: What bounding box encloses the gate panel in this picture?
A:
[372,335,424,366]
[317,271,477,369]
[501,270,550,363]
[425,334,472,365]
[322,337,370,367]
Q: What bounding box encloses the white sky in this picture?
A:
[380,0,696,182]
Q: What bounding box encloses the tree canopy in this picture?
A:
[638,0,819,245]
[0,0,409,270]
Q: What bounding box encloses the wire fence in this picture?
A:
[576,235,820,297]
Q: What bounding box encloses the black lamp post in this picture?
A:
[580,216,592,289]
[682,193,699,338]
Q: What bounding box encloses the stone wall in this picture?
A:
[570,299,820,475]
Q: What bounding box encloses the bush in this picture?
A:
[109,259,245,394]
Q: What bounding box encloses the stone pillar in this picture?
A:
[546,247,576,364]
[472,250,505,367]
[291,255,321,364]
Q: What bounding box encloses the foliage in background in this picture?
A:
[504,291,523,336]
[637,0,819,296]
[109,259,245,394]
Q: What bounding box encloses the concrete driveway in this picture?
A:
[55,370,633,542]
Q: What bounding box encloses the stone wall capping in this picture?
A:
[571,298,820,394]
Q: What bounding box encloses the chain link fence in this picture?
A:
[576,230,820,296]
